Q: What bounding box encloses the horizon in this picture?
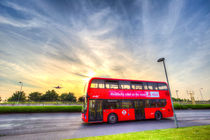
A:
[0,0,210,101]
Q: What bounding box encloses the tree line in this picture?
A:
[5,90,84,102]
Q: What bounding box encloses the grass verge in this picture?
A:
[69,125,210,140]
[0,101,82,105]
[174,104,210,109]
[0,106,82,113]
[0,104,209,113]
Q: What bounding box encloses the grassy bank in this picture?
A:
[0,101,82,105]
[174,104,210,109]
[0,106,82,113]
[69,125,210,140]
[0,104,210,113]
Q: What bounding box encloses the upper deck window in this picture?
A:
[105,80,119,89]
[143,82,148,90]
[131,82,143,90]
[119,81,131,89]
[90,79,105,88]
[153,83,159,90]
[144,82,159,90]
[158,83,168,90]
[147,82,153,90]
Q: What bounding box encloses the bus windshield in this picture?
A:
[82,81,88,113]
[82,96,87,113]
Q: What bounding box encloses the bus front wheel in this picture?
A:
[108,113,118,124]
[155,111,162,120]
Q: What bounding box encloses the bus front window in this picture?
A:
[82,97,87,113]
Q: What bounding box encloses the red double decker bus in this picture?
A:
[82,77,173,123]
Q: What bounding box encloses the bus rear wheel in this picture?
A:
[108,113,118,124]
[155,111,162,120]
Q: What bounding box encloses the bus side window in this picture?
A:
[119,81,131,89]
[98,80,105,88]
[156,99,161,107]
[131,82,143,90]
[90,79,105,88]
[160,99,166,107]
[143,82,148,90]
[158,83,168,90]
[145,99,150,108]
[105,80,119,89]
[90,79,98,88]
[153,83,158,90]
[104,100,120,109]
[147,82,153,90]
[121,100,132,109]
[150,100,156,108]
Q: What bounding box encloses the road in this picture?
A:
[0,110,210,140]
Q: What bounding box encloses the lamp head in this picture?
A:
[157,57,165,62]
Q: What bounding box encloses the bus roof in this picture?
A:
[89,77,167,84]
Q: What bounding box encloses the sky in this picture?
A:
[0,0,210,101]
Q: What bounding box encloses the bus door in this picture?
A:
[89,100,103,122]
[134,100,145,120]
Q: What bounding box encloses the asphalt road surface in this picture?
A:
[0,110,210,140]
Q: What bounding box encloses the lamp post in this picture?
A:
[199,88,204,101]
[17,81,23,104]
[157,57,179,128]
[176,90,180,104]
[176,90,179,99]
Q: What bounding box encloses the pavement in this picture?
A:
[0,110,210,140]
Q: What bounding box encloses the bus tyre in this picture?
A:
[108,113,118,124]
[155,111,162,120]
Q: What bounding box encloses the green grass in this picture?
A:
[0,104,209,114]
[174,104,210,109]
[0,106,82,113]
[69,125,210,140]
[0,101,82,105]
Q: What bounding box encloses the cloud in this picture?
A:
[0,0,210,100]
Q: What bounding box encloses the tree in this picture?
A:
[41,90,58,101]
[60,92,76,102]
[78,96,84,102]
[8,91,26,102]
[28,92,42,101]
[0,96,2,102]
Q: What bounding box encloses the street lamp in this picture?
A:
[176,90,179,99]
[19,82,23,91]
[17,81,23,104]
[199,88,204,101]
[157,57,179,128]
